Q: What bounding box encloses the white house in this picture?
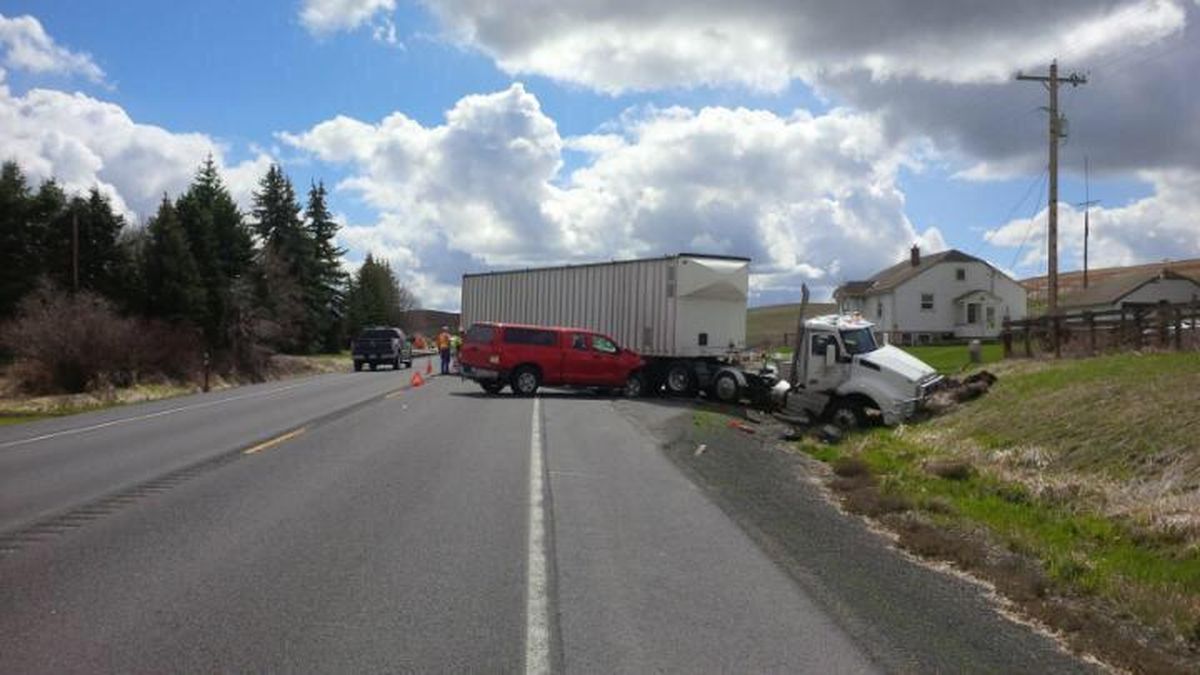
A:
[1059,268,1200,312]
[834,246,1027,343]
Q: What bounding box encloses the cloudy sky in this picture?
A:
[1,1,1196,309]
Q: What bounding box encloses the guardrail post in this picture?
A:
[1174,308,1183,350]
[1002,320,1013,358]
[1119,308,1128,348]
[1133,309,1144,349]
[1023,323,1033,358]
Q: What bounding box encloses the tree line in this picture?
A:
[0,157,417,386]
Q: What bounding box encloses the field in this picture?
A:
[745,301,837,349]
[796,351,1200,668]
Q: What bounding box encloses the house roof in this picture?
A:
[835,249,989,299]
[1059,268,1200,309]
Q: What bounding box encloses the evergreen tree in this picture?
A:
[304,181,348,351]
[176,157,254,347]
[251,164,319,352]
[0,161,35,318]
[142,196,205,325]
[345,253,417,337]
[78,188,134,302]
[29,179,70,290]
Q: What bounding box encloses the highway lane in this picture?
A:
[0,356,435,533]
[0,374,1092,672]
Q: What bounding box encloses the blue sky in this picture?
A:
[1,1,1194,309]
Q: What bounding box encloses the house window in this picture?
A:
[955,268,966,281]
[876,301,883,319]
[920,293,934,311]
[967,303,979,324]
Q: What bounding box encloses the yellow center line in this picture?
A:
[243,426,307,455]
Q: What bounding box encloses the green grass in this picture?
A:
[0,413,53,427]
[901,342,1004,374]
[796,351,1200,644]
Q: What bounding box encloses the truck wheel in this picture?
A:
[712,372,741,404]
[354,362,362,372]
[393,357,401,370]
[623,372,645,398]
[828,398,866,431]
[511,366,541,396]
[481,381,504,395]
[665,363,696,397]
[404,360,413,369]
[369,362,377,371]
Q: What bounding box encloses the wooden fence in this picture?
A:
[1002,301,1200,359]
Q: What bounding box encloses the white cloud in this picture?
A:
[0,13,105,83]
[984,169,1200,272]
[283,84,943,307]
[300,0,396,34]
[0,80,271,220]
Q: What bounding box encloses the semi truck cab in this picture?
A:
[783,314,943,427]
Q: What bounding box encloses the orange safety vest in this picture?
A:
[436,332,451,350]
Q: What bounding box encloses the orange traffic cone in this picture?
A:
[410,372,424,387]
[425,359,433,375]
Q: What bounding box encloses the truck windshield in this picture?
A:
[840,328,878,355]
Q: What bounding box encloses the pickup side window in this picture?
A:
[466,324,495,344]
[592,335,618,354]
[503,327,558,347]
[571,333,588,350]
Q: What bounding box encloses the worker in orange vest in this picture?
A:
[436,326,452,375]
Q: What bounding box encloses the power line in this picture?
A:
[1009,169,1049,272]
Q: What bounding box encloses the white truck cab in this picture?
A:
[780,314,942,427]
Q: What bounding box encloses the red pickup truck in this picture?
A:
[459,322,646,397]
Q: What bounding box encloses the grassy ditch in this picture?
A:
[796,351,1200,672]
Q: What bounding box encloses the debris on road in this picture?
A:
[726,420,757,434]
[694,443,707,456]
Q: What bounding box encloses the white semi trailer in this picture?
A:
[461,253,751,396]
[460,253,941,426]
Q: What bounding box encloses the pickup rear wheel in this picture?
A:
[623,372,646,398]
[511,366,541,396]
[665,363,696,397]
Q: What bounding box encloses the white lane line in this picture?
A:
[525,396,552,675]
[0,379,327,450]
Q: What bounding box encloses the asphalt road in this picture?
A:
[0,365,1090,673]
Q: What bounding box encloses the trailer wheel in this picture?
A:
[665,363,696,397]
[827,398,867,431]
[712,372,741,404]
[511,366,541,396]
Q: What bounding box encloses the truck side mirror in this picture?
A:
[824,344,837,368]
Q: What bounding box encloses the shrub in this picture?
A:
[0,284,202,393]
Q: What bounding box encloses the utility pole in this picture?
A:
[1017,60,1086,314]
[1077,157,1100,289]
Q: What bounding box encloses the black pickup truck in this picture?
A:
[352,327,413,371]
